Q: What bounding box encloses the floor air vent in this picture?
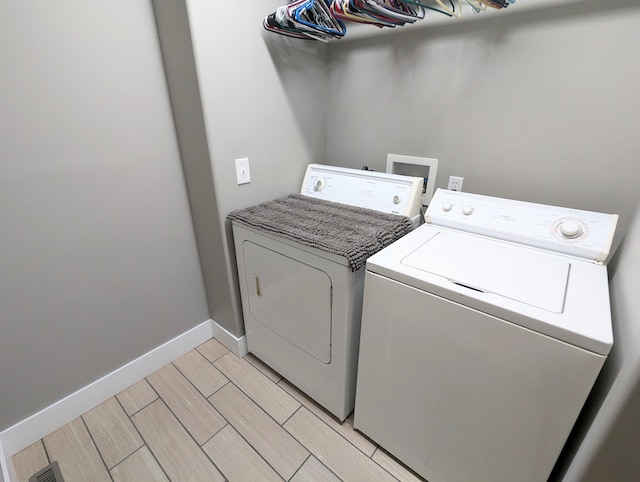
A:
[29,461,64,482]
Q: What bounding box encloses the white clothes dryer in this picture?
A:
[230,164,422,421]
[354,189,618,482]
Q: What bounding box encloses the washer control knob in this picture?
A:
[313,178,326,192]
[393,195,401,205]
[443,202,453,212]
[462,205,474,216]
[558,220,583,239]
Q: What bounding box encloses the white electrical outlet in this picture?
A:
[448,176,464,191]
[235,158,251,185]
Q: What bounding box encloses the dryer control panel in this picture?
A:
[301,164,422,223]
[426,189,619,264]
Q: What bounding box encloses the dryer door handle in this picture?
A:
[255,275,262,297]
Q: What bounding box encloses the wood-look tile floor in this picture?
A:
[12,338,425,482]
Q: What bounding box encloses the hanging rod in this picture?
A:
[336,0,590,42]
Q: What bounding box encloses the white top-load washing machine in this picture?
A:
[354,189,618,482]
[230,164,422,421]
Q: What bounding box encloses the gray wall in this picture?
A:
[327,0,640,251]
[0,1,209,430]
[555,200,640,480]
[152,0,235,333]
[178,0,329,336]
[3,6,639,480]
[325,1,640,478]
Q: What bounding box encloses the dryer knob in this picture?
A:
[462,205,474,216]
[558,220,583,239]
[443,202,453,212]
[314,178,326,191]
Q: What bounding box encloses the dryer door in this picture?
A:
[243,241,332,363]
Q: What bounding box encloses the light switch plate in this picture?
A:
[235,158,250,185]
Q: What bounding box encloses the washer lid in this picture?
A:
[402,231,570,313]
[367,225,613,355]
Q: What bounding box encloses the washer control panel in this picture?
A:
[301,164,423,221]
[425,189,619,264]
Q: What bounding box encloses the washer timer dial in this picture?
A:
[555,218,585,240]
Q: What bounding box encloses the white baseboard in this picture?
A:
[0,437,12,482]
[211,319,248,357]
[0,319,219,471]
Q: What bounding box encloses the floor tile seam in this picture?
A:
[374,461,404,482]
[82,397,145,466]
[279,397,304,427]
[28,352,223,480]
[283,406,402,482]
[116,379,159,418]
[181,345,230,376]
[168,381,281,482]
[341,422,380,459]
[360,444,407,482]
[191,437,228,482]
[123,404,183,482]
[206,381,305,448]
[204,423,288,482]
[30,345,403,482]
[78,413,114,481]
[170,359,230,399]
[125,376,164,413]
[281,406,345,479]
[146,364,228,445]
[212,358,302,425]
[275,380,345,436]
[358,430,381,458]
[162,362,231,442]
[107,445,161,481]
[112,395,171,481]
[221,375,301,427]
[195,344,230,365]
[370,447,424,482]
[40,439,52,468]
[371,447,427,482]
[135,369,370,482]
[204,379,231,402]
[275,379,379,460]
[143,390,228,452]
[30,372,399,482]
[132,378,175,442]
[287,453,345,482]
[207,385,310,480]
[171,351,232,402]
[196,417,229,449]
[244,354,284,384]
[286,453,312,482]
[130,398,226,480]
[156,360,231,448]
[12,440,51,482]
